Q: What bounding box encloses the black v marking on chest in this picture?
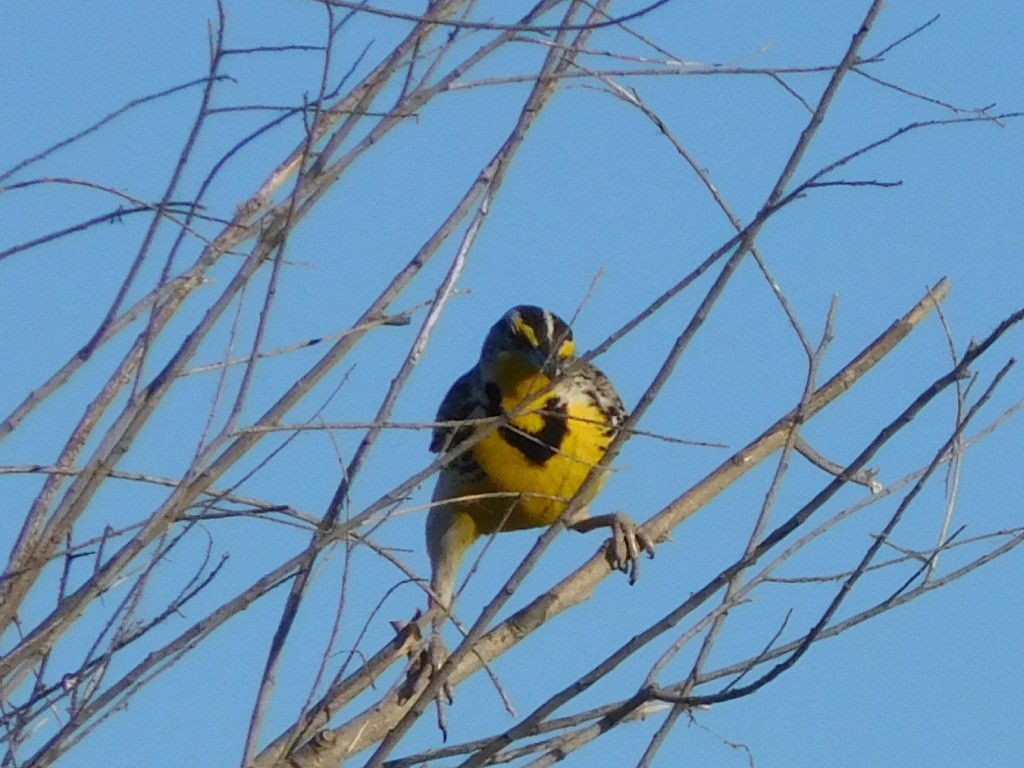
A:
[499,397,568,465]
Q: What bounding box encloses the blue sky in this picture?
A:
[2,2,1022,767]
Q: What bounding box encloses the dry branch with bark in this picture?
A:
[1,3,1022,768]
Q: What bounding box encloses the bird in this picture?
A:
[425,305,655,629]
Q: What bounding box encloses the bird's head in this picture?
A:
[480,305,575,383]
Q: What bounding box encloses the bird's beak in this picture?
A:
[521,345,556,378]
[539,350,563,380]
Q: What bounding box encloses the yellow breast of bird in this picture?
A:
[468,372,614,533]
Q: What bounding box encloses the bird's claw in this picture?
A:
[606,513,656,585]
[409,632,454,739]
[396,616,454,741]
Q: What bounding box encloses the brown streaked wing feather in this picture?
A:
[571,361,626,433]
[430,366,483,453]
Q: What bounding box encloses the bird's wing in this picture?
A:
[430,366,487,453]
[569,360,627,433]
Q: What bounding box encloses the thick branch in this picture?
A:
[267,278,950,765]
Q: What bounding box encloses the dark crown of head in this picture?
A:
[507,305,571,347]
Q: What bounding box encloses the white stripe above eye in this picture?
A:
[543,310,555,349]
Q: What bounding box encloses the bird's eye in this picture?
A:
[511,316,541,349]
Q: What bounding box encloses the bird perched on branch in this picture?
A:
[426,305,655,627]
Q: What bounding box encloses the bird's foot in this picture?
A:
[395,615,454,737]
[406,629,454,739]
[572,512,655,585]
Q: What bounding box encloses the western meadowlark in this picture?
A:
[426,305,655,624]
